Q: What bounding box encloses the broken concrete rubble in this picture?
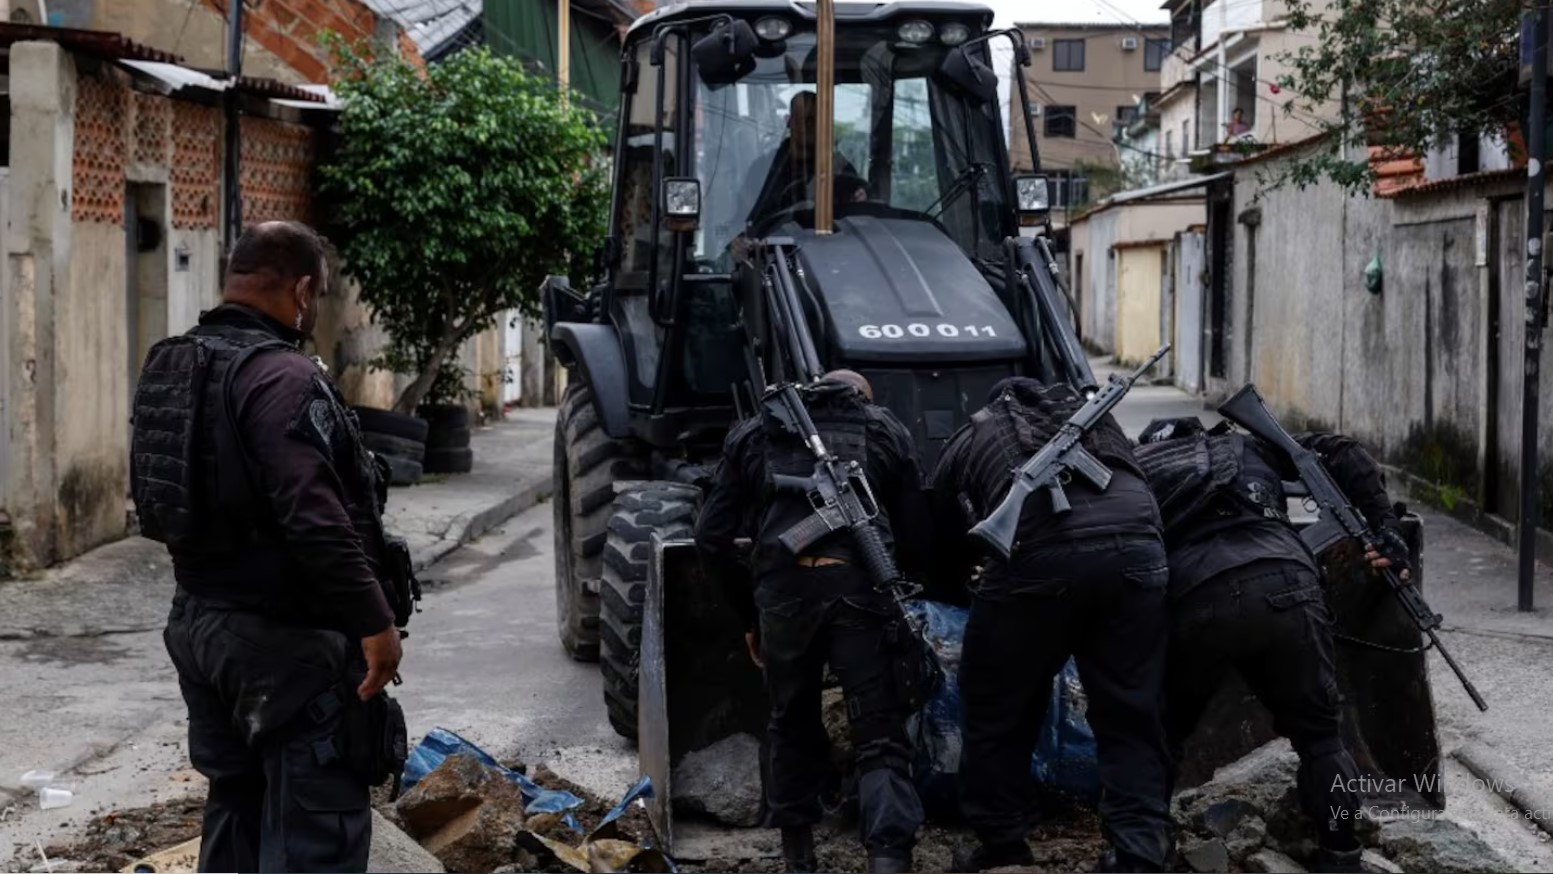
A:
[1173,740,1515,874]
[671,733,765,828]
[1360,849,1404,874]
[1245,848,1306,873]
[396,753,526,872]
[368,809,447,873]
[1376,817,1516,874]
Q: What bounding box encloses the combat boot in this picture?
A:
[950,841,1034,873]
[1312,847,1363,873]
[781,826,818,873]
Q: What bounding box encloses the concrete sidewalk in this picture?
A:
[0,409,557,867]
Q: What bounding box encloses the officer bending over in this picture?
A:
[131,222,407,872]
[931,376,1174,874]
[695,371,931,874]
[1134,417,1409,874]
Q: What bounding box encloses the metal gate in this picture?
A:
[1173,230,1207,394]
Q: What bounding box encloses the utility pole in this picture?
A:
[558,0,571,104]
[1520,0,1549,612]
[223,0,244,251]
[814,0,835,235]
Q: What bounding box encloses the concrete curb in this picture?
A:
[407,473,555,573]
[1454,741,1553,838]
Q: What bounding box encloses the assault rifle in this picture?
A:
[763,381,943,707]
[764,383,914,598]
[969,344,1170,561]
[1218,383,1489,713]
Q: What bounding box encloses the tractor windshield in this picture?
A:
[690,24,1013,269]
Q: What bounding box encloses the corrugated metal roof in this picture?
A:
[0,22,184,63]
[360,0,483,56]
[120,61,330,105]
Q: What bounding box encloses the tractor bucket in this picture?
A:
[1174,511,1443,809]
[639,536,767,854]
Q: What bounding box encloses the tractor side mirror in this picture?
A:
[938,44,998,105]
[1015,175,1050,226]
[693,19,759,86]
[663,177,702,232]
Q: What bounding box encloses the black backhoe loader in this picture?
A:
[540,0,1442,850]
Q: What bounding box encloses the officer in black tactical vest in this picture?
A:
[130,222,411,873]
[695,371,932,874]
[1133,416,1410,874]
[931,377,1174,874]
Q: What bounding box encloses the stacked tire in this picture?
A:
[353,407,427,486]
[419,404,474,474]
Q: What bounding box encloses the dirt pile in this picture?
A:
[33,797,202,874]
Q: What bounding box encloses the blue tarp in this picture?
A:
[904,600,1101,820]
[402,727,586,827]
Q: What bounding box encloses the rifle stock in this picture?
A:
[966,344,1170,562]
[1217,383,1489,713]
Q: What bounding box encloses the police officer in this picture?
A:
[695,371,930,874]
[931,377,1174,874]
[1133,417,1409,874]
[130,222,405,872]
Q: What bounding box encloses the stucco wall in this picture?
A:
[55,222,130,558]
[1071,197,1206,357]
[1222,147,1549,530]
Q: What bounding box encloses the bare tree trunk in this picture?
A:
[392,325,466,414]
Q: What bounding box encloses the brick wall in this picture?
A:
[171,102,222,230]
[202,0,426,83]
[72,74,130,225]
[240,117,316,225]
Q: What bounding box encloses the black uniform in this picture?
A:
[1134,418,1407,868]
[931,377,1174,873]
[695,381,931,867]
[131,303,403,872]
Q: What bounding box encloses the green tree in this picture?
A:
[1272,0,1526,194]
[318,41,610,413]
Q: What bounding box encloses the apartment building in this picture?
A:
[1156,0,1335,175]
[1008,22,1171,218]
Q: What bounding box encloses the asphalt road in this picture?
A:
[388,500,641,803]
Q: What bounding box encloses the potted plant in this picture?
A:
[316,39,609,476]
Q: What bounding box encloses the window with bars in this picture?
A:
[1044,106,1077,138]
[1052,39,1085,72]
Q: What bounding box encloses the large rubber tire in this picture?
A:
[599,481,701,740]
[352,406,429,443]
[363,432,427,462]
[417,404,471,431]
[554,384,645,662]
[426,427,471,450]
[379,454,423,486]
[423,446,473,474]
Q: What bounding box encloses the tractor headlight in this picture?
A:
[663,177,701,231]
[939,22,971,46]
[1015,175,1050,218]
[754,16,791,41]
[898,19,934,44]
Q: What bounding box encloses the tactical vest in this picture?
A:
[759,383,871,492]
[130,321,385,563]
[1134,432,1290,542]
[960,379,1140,518]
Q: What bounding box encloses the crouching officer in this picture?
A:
[1133,416,1409,874]
[932,377,1174,874]
[695,371,931,874]
[130,222,414,873]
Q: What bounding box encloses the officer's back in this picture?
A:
[131,221,402,873]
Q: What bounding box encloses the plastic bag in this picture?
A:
[402,727,585,823]
[904,600,1101,820]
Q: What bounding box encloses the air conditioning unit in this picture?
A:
[1030,37,1047,50]
[1121,36,1139,50]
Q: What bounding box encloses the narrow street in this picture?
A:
[4,384,1553,871]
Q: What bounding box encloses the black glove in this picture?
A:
[1372,526,1411,576]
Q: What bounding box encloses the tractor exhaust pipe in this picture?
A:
[815,0,835,235]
